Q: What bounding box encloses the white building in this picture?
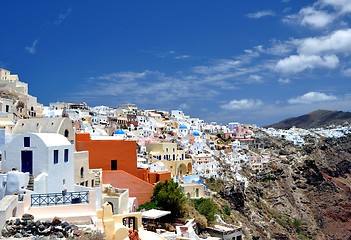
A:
[178,125,189,137]
[2,133,75,194]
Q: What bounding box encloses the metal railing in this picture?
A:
[31,191,89,207]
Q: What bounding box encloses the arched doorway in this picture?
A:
[187,162,192,174]
[177,164,187,175]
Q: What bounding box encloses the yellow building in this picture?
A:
[146,142,192,176]
[180,183,205,199]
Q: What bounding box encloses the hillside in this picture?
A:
[265,110,351,129]
[209,134,351,239]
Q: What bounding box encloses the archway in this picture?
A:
[187,162,192,174]
[108,202,114,214]
[177,163,187,175]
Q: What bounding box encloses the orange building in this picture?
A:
[76,133,138,176]
[75,133,171,204]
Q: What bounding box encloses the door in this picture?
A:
[21,151,33,174]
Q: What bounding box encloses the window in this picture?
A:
[166,148,168,152]
[80,167,84,178]
[24,137,30,147]
[54,150,58,164]
[64,129,69,138]
[5,105,9,112]
[122,217,136,230]
[64,149,69,162]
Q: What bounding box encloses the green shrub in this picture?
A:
[223,204,231,216]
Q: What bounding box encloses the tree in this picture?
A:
[192,198,218,224]
[139,180,186,218]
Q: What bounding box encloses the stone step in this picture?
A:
[27,174,34,191]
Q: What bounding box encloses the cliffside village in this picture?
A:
[0,68,349,239]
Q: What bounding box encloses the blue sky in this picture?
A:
[1,0,351,126]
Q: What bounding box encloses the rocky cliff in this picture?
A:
[211,134,351,239]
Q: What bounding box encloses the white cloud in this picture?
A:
[174,55,190,59]
[288,92,337,104]
[193,59,241,74]
[300,7,335,28]
[256,40,295,56]
[275,54,339,73]
[284,0,351,29]
[278,78,291,84]
[25,39,39,54]
[81,69,222,107]
[297,29,351,55]
[246,10,275,19]
[54,8,72,25]
[343,68,351,76]
[249,74,263,83]
[321,0,351,14]
[284,7,335,29]
[179,103,189,109]
[221,99,263,110]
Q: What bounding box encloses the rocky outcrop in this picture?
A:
[213,134,351,239]
[219,185,245,213]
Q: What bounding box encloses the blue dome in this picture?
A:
[179,125,188,129]
[114,129,125,135]
[202,132,205,135]
[178,108,183,111]
[193,132,200,136]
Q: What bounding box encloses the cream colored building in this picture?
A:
[101,184,130,215]
[74,151,97,187]
[12,117,75,144]
[180,183,205,199]
[146,142,192,176]
[0,68,28,95]
[0,68,40,119]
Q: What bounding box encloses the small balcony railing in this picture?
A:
[30,191,89,207]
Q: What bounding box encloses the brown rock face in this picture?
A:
[216,134,351,239]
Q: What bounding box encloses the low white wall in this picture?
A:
[0,174,7,200]
[34,173,48,193]
[6,171,29,195]
[119,189,129,214]
[74,185,101,209]
[0,195,18,230]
